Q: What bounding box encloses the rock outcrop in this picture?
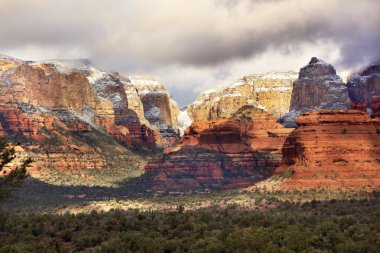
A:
[273,110,380,190]
[347,60,380,114]
[187,72,298,122]
[0,55,181,148]
[280,57,350,127]
[0,54,180,182]
[127,76,180,147]
[145,106,294,193]
[0,103,146,185]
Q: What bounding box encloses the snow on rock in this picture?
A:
[347,60,380,106]
[280,57,350,127]
[128,76,161,86]
[34,59,93,74]
[86,68,107,84]
[177,109,193,136]
[145,106,161,119]
[187,71,298,121]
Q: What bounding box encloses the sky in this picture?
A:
[0,0,379,107]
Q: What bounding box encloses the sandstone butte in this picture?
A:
[145,106,294,193]
[269,110,380,191]
[0,55,180,180]
[186,71,298,122]
[280,57,350,127]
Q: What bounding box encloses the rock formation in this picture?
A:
[273,110,380,190]
[280,57,350,127]
[0,54,180,182]
[145,106,294,193]
[0,55,181,147]
[187,72,298,122]
[347,60,380,114]
[127,76,180,147]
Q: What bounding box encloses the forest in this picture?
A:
[1,194,379,252]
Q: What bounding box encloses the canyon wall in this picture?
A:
[0,55,180,182]
[145,106,293,193]
[273,110,380,190]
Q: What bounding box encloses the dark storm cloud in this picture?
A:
[0,0,379,106]
[0,0,379,68]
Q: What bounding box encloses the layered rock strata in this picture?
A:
[280,57,350,127]
[0,54,181,180]
[127,76,180,147]
[274,110,380,190]
[0,104,146,184]
[145,106,293,193]
[187,72,298,122]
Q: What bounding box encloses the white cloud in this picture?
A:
[0,0,378,107]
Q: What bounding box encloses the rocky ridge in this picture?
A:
[280,57,350,127]
[0,54,180,183]
[187,72,298,122]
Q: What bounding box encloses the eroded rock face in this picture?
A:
[128,76,180,147]
[0,55,181,150]
[0,55,183,179]
[274,110,380,190]
[187,72,298,122]
[347,61,380,111]
[145,106,293,193]
[280,58,350,127]
[0,104,146,184]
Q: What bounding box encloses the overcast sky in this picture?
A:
[0,0,379,107]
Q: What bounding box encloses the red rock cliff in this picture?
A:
[145,106,293,193]
[274,110,380,190]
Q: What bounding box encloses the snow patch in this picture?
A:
[129,76,161,86]
[138,90,167,97]
[35,59,92,74]
[177,110,193,136]
[145,106,161,118]
[254,87,292,92]
[86,68,107,84]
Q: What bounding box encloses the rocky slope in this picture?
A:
[271,110,380,190]
[187,72,298,122]
[280,57,350,127]
[347,60,380,115]
[145,106,294,193]
[0,54,180,184]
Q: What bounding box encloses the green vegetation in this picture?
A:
[0,194,379,252]
[270,168,295,181]
[0,138,30,200]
